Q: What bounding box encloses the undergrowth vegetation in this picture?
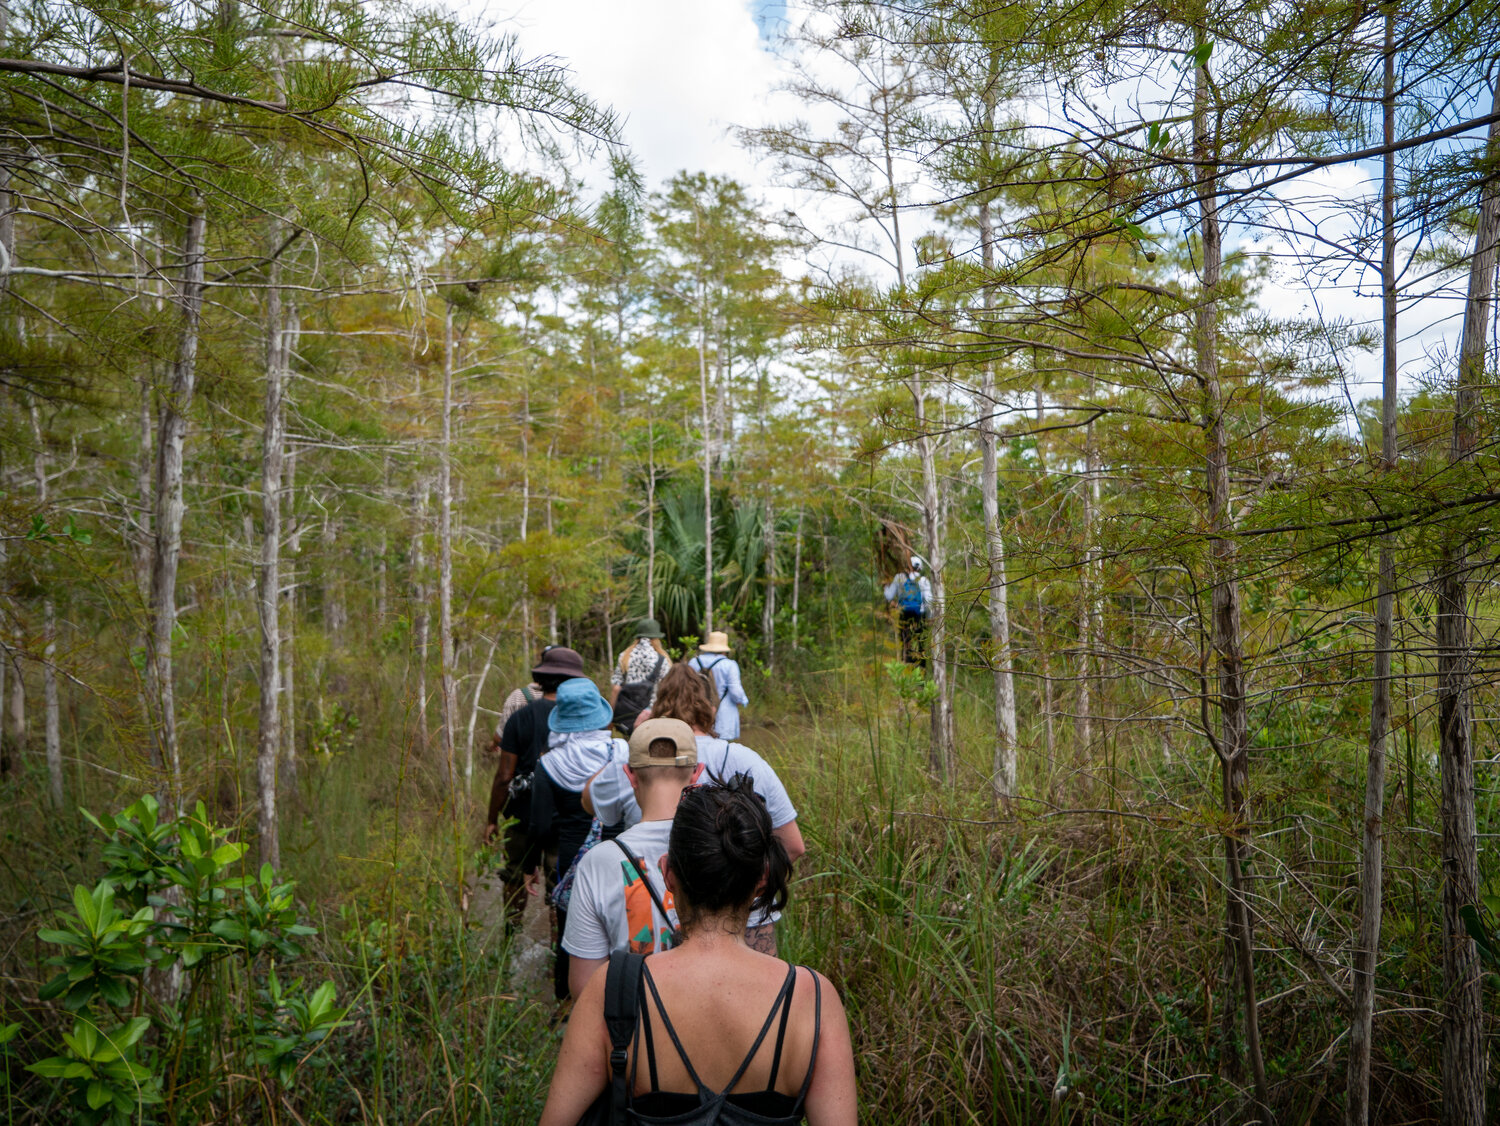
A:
[2,632,1492,1124]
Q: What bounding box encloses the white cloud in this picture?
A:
[477,0,791,187]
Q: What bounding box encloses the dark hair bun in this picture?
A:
[669,773,790,918]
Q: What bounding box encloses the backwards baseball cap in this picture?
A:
[628,717,698,768]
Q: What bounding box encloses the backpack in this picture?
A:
[573,950,647,1126]
[692,656,724,705]
[898,573,924,614]
[612,652,665,735]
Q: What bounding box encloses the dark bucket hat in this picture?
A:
[532,645,585,678]
[633,617,665,639]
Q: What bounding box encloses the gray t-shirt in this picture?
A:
[586,735,797,929]
[561,819,678,960]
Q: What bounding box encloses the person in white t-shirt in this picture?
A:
[583,663,805,956]
[561,717,701,999]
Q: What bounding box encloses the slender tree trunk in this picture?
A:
[146,207,206,818]
[2,168,28,765]
[1033,393,1055,771]
[647,420,657,618]
[1347,16,1397,1122]
[282,446,297,783]
[916,404,950,778]
[698,270,715,635]
[42,598,59,805]
[791,508,803,650]
[466,632,499,763]
[439,305,459,794]
[762,497,777,670]
[29,407,62,807]
[132,373,156,769]
[134,376,154,602]
[256,247,287,868]
[413,479,430,746]
[714,313,728,466]
[978,193,1018,799]
[320,513,344,642]
[1195,48,1271,1120]
[3,649,21,757]
[546,459,558,646]
[1077,423,1099,764]
[1436,95,1500,1126]
[1037,587,1056,775]
[520,386,532,652]
[881,105,949,773]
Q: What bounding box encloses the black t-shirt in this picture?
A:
[488,696,555,832]
[500,696,555,776]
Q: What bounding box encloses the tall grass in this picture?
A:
[0,633,1488,1123]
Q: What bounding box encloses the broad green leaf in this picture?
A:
[38,972,70,1001]
[211,843,246,868]
[210,919,248,942]
[308,981,337,1022]
[73,884,99,931]
[116,1017,150,1049]
[64,980,96,1012]
[26,1056,76,1079]
[86,1079,111,1109]
[98,977,131,1009]
[37,928,87,949]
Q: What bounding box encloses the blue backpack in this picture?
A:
[898,573,924,614]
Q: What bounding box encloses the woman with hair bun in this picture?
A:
[540,775,857,1126]
[585,662,805,955]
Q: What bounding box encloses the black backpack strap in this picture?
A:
[602,950,646,1123]
[648,653,666,682]
[611,838,679,946]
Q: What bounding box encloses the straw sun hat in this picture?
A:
[698,631,732,654]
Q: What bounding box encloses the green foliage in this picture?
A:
[26,1016,160,1126]
[23,797,342,1121]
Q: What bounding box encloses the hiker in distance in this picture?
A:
[688,630,750,740]
[583,663,803,955]
[561,717,699,999]
[482,645,584,931]
[883,554,932,667]
[539,775,858,1126]
[611,617,673,735]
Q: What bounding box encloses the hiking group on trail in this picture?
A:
[482,621,855,1124]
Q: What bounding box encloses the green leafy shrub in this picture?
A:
[23,796,346,1122]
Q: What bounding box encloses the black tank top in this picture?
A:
[627,962,822,1125]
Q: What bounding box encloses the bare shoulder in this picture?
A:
[793,966,846,1013]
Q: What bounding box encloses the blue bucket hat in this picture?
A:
[548,678,614,733]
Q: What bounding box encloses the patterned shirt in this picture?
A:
[611,639,672,689]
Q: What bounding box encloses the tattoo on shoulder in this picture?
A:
[745,924,777,956]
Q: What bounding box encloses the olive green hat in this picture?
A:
[634,617,665,639]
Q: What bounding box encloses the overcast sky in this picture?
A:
[472,0,1472,411]
[490,0,791,187]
